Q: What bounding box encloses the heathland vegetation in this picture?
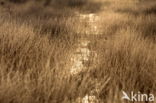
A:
[0,0,155,103]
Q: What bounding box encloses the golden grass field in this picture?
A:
[0,0,156,103]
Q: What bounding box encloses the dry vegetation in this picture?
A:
[0,0,156,103]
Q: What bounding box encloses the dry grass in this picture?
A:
[0,0,155,103]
